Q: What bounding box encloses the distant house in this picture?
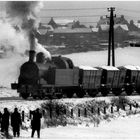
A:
[52,27,97,46]
[97,15,129,27]
[48,17,75,29]
[114,24,129,43]
[36,24,54,45]
[98,24,129,43]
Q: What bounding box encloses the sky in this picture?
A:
[40,1,140,26]
[1,1,140,26]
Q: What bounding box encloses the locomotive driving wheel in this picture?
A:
[62,89,74,98]
[88,89,98,97]
[112,89,122,96]
[76,88,86,98]
[56,93,63,99]
[100,87,108,96]
[20,92,30,99]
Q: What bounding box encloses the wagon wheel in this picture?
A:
[56,93,63,99]
[63,90,74,98]
[66,91,74,98]
[125,85,133,95]
[113,89,122,96]
[136,88,140,94]
[100,88,108,96]
[76,88,86,98]
[88,89,98,97]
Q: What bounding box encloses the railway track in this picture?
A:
[0,91,139,101]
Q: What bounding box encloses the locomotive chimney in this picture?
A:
[29,31,36,62]
[29,50,36,62]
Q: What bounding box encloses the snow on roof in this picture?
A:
[123,65,138,70]
[114,24,129,31]
[100,66,119,70]
[91,27,98,32]
[54,19,74,25]
[38,25,54,35]
[134,22,140,28]
[54,28,93,34]
[100,24,109,31]
[79,65,98,70]
[134,66,140,70]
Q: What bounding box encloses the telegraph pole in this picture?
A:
[107,7,115,66]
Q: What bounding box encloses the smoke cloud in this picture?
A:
[3,1,51,60]
[0,19,29,56]
[6,1,43,29]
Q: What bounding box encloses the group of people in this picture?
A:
[0,107,42,138]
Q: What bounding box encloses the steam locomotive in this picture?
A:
[11,49,140,99]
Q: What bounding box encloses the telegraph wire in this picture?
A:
[41,7,107,11]
[40,15,105,19]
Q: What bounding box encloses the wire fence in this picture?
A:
[21,103,139,121]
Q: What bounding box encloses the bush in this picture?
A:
[41,100,70,127]
[111,96,131,110]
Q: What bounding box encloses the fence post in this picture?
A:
[111,106,113,113]
[42,110,45,117]
[63,108,66,115]
[117,106,119,112]
[123,105,125,111]
[97,108,100,115]
[71,109,73,118]
[129,104,132,111]
[29,110,32,119]
[91,107,93,113]
[22,111,24,122]
[84,108,87,117]
[104,107,106,114]
[56,108,59,116]
[78,108,80,117]
[50,107,52,119]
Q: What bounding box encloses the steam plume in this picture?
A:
[5,1,51,60]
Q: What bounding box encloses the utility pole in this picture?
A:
[107,7,116,66]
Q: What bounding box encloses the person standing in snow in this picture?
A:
[11,108,22,137]
[1,108,10,137]
[31,108,42,138]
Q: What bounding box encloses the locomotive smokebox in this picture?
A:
[29,31,36,62]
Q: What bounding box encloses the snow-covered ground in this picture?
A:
[2,114,140,140]
[1,47,140,139]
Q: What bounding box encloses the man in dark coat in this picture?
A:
[1,108,10,137]
[31,108,42,138]
[11,108,22,137]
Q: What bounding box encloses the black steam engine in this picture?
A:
[11,33,140,99]
[11,48,140,99]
